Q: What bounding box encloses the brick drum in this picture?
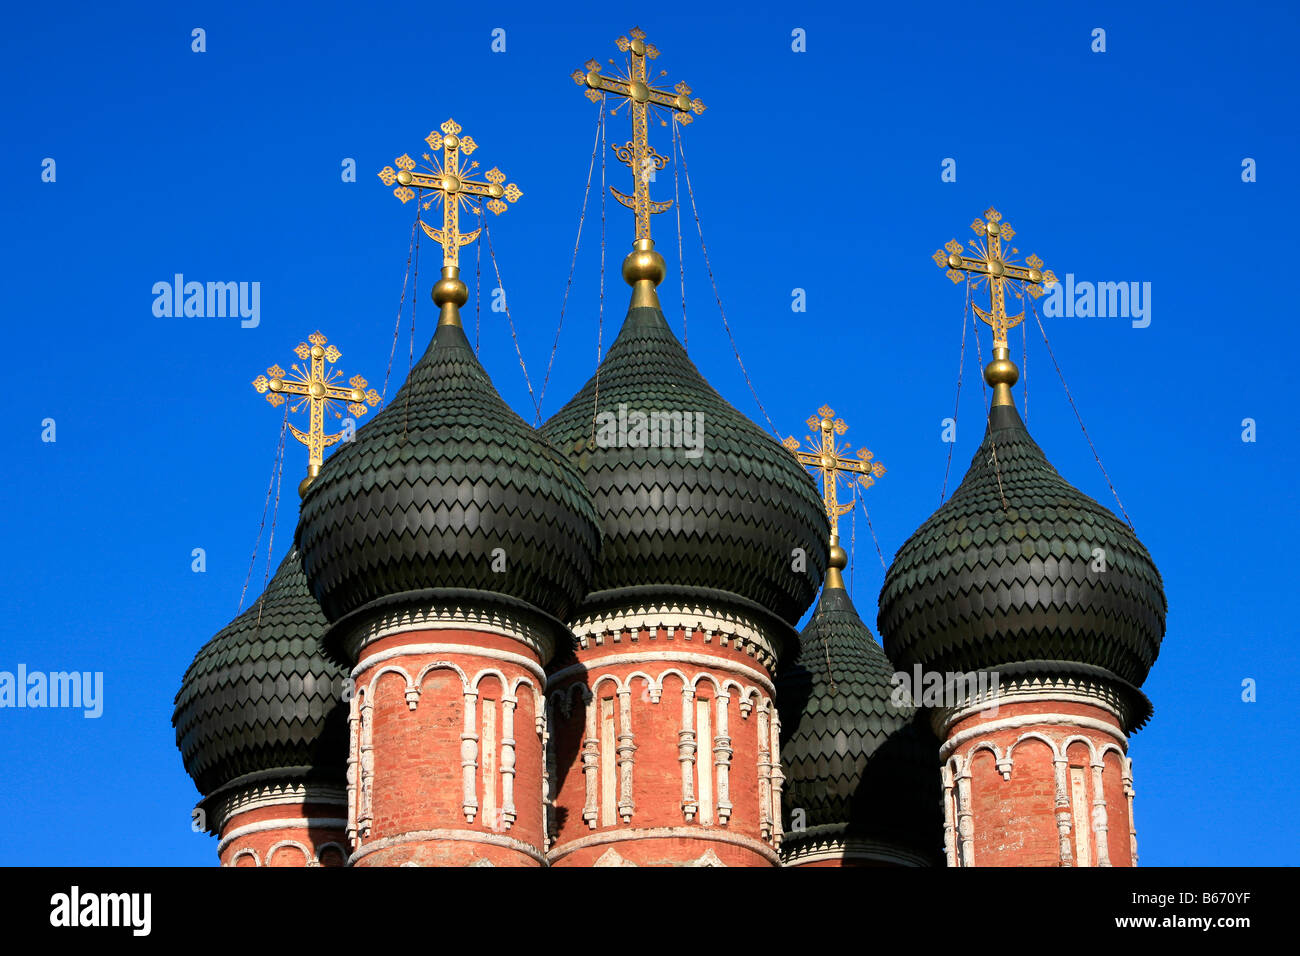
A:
[942,699,1136,867]
[346,627,547,867]
[546,622,784,867]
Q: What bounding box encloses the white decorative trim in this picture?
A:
[781,834,933,868]
[548,653,774,698]
[218,817,348,855]
[593,848,637,867]
[547,827,780,866]
[344,600,558,665]
[354,642,546,686]
[933,682,1128,738]
[210,781,347,834]
[348,828,547,866]
[940,712,1126,762]
[568,602,781,671]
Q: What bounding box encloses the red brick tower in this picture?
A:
[877,209,1167,867]
[174,548,350,867]
[295,126,601,865]
[538,244,828,867]
[294,270,600,865]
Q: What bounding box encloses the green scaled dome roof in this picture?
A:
[878,403,1166,718]
[539,303,828,625]
[778,584,941,862]
[173,549,346,798]
[296,318,601,625]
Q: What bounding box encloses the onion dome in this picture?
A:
[878,397,1167,730]
[539,240,828,626]
[173,548,346,804]
[295,270,601,627]
[778,547,942,866]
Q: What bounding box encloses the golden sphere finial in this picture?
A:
[432,273,469,307]
[828,542,848,572]
[622,241,666,288]
[984,354,1020,390]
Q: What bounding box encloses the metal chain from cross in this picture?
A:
[933,207,1058,350]
[783,405,886,538]
[378,119,522,268]
[573,27,706,242]
[252,331,380,494]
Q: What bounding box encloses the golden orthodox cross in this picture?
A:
[378,118,522,267]
[933,207,1058,350]
[252,331,380,492]
[573,27,706,241]
[783,405,886,537]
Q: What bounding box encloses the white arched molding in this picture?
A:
[544,668,766,833]
[944,719,1131,868]
[266,839,313,867]
[226,848,261,867]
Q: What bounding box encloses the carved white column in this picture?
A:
[756,704,772,841]
[616,687,636,823]
[768,706,784,846]
[346,691,359,846]
[500,693,518,829]
[941,763,957,867]
[1053,756,1074,866]
[1090,759,1111,867]
[1123,757,1138,867]
[581,693,599,828]
[955,766,975,867]
[679,686,698,821]
[714,694,733,824]
[461,688,479,823]
[359,695,375,840]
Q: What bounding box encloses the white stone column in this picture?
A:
[679,686,698,821]
[461,688,480,823]
[500,694,518,829]
[616,687,636,823]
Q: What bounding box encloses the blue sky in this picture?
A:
[1,0,1295,865]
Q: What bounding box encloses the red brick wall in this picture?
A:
[349,626,547,867]
[945,699,1135,867]
[218,800,347,867]
[546,623,782,867]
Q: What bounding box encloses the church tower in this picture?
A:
[777,408,942,866]
[294,122,601,866]
[538,29,828,867]
[877,209,1167,867]
[174,331,382,866]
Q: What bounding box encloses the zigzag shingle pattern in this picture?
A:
[296,320,601,624]
[878,404,1166,689]
[778,586,941,857]
[540,304,828,625]
[173,549,346,797]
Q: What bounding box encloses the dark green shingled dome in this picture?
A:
[296,317,601,625]
[778,583,941,863]
[540,303,828,625]
[173,549,346,798]
[878,403,1166,715]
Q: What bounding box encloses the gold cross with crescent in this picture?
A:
[378,119,522,267]
[933,207,1058,350]
[783,405,885,538]
[252,331,380,494]
[573,27,706,241]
